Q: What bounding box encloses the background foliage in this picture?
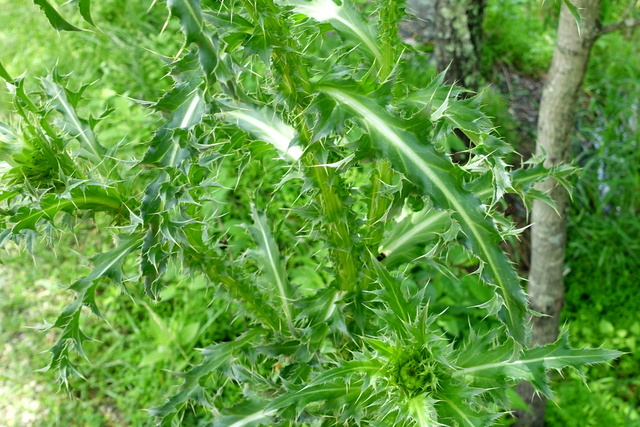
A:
[0,0,637,425]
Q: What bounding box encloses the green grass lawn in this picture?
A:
[0,231,243,425]
[0,2,231,425]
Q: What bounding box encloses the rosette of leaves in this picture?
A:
[0,0,618,425]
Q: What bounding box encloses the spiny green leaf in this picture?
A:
[2,75,39,114]
[140,69,206,168]
[437,384,498,427]
[34,0,82,31]
[42,310,90,389]
[167,0,218,82]
[322,84,528,344]
[510,162,574,194]
[303,359,383,389]
[0,61,12,81]
[364,337,400,359]
[212,400,274,427]
[563,0,582,33]
[0,123,20,162]
[41,234,143,386]
[77,0,94,26]
[149,329,264,418]
[140,227,171,300]
[455,330,516,376]
[217,274,287,333]
[266,381,356,414]
[0,190,18,204]
[298,286,343,326]
[219,103,303,161]
[405,394,439,427]
[247,205,295,330]
[141,129,193,168]
[469,161,576,211]
[167,0,206,43]
[372,259,411,332]
[452,331,622,399]
[10,185,125,232]
[154,77,201,114]
[284,0,382,64]
[40,75,106,164]
[168,88,206,130]
[379,206,453,267]
[137,172,194,298]
[77,233,143,286]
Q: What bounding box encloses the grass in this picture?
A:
[0,2,239,425]
[482,0,556,77]
[0,0,176,153]
[0,0,176,98]
[0,221,244,425]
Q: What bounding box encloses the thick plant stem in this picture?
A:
[295,114,358,293]
[307,165,358,292]
[240,0,358,292]
[365,160,394,250]
[515,1,602,425]
[377,0,402,81]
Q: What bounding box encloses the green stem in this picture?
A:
[365,159,394,250]
[377,1,401,82]
[306,164,358,292]
[243,0,359,292]
[186,236,288,334]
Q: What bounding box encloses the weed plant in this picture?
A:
[0,0,622,425]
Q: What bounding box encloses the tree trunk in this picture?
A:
[515,1,602,425]
[400,0,436,46]
[400,0,485,90]
[433,0,485,90]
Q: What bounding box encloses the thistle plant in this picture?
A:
[0,1,620,425]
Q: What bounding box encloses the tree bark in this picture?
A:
[400,0,436,46]
[515,1,602,425]
[400,0,485,90]
[433,0,485,90]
